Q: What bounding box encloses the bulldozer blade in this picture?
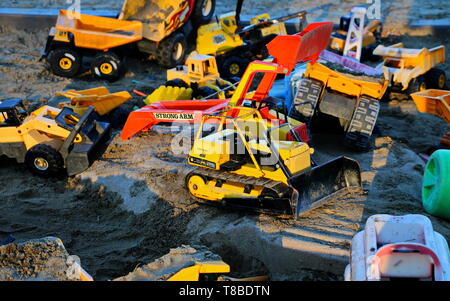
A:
[288,156,362,218]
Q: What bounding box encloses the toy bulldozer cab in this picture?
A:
[0,99,28,126]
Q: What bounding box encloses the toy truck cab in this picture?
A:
[167,54,221,85]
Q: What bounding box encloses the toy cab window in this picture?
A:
[224,19,230,27]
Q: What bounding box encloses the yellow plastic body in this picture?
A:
[304,61,389,99]
[119,0,191,42]
[167,54,234,99]
[250,13,287,37]
[167,261,231,281]
[411,89,450,124]
[52,9,143,50]
[188,106,313,201]
[196,12,245,56]
[56,86,131,116]
[144,86,193,105]
[0,105,82,151]
[374,43,446,90]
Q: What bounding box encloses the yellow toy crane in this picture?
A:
[185,106,362,218]
[374,43,447,94]
[0,99,110,177]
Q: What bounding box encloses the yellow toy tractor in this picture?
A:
[195,0,307,78]
[42,0,216,80]
[0,99,110,177]
[165,54,238,99]
[185,106,362,218]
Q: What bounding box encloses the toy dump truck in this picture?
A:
[345,214,450,281]
[374,43,447,94]
[329,6,382,61]
[0,99,110,177]
[165,54,237,99]
[43,0,215,80]
[185,105,362,218]
[195,0,307,78]
[291,60,388,151]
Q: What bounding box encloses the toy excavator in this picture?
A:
[120,22,334,141]
[0,99,110,177]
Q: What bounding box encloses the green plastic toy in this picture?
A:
[422,149,450,219]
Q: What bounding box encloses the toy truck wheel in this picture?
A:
[157,33,187,68]
[194,86,216,99]
[426,68,447,89]
[220,56,249,78]
[91,52,122,81]
[422,150,450,219]
[192,0,215,25]
[47,48,81,78]
[407,75,428,95]
[25,144,64,177]
[165,78,189,88]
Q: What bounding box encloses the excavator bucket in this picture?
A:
[288,156,362,217]
[266,22,334,73]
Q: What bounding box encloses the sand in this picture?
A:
[0,0,450,281]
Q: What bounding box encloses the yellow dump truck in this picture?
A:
[43,1,216,80]
[374,43,447,94]
[292,61,388,150]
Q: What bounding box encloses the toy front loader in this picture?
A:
[0,100,110,177]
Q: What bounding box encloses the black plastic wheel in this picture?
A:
[194,86,217,99]
[220,56,249,78]
[47,48,81,78]
[156,33,188,68]
[426,68,447,89]
[25,144,64,177]
[165,78,189,88]
[406,75,428,95]
[91,52,122,81]
[192,0,215,25]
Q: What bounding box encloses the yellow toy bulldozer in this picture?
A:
[0,99,110,177]
[185,106,362,218]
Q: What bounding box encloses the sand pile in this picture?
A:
[114,245,225,281]
[0,237,91,281]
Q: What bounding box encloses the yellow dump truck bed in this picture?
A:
[304,61,388,99]
[56,86,131,116]
[119,0,188,42]
[54,9,143,50]
[411,89,450,124]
